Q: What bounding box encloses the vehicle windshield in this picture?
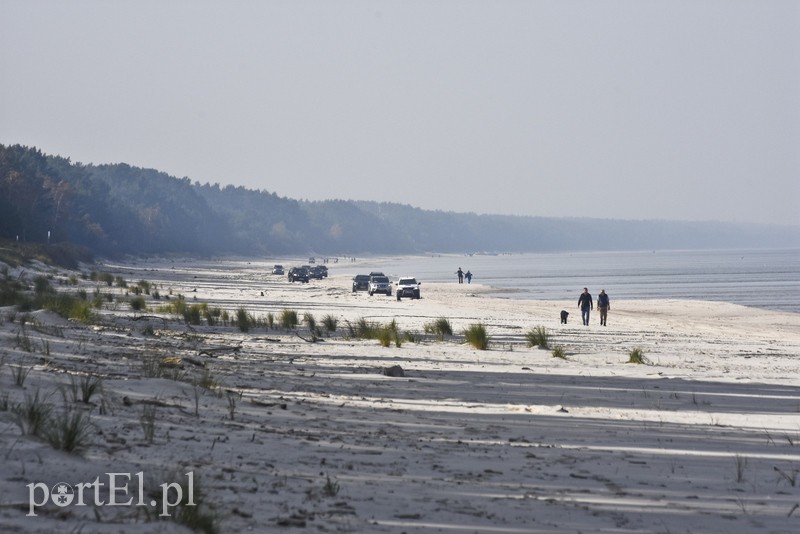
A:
[399,278,417,285]
[373,276,389,283]
[355,275,369,281]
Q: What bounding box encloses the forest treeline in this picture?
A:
[1,144,797,259]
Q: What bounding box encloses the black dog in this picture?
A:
[560,310,569,324]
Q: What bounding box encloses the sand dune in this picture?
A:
[1,258,798,533]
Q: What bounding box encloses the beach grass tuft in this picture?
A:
[12,389,53,436]
[46,407,94,453]
[11,361,33,386]
[321,314,338,333]
[464,323,489,350]
[280,309,299,330]
[66,373,103,404]
[303,312,316,331]
[552,345,566,359]
[627,347,650,365]
[424,317,453,341]
[236,307,252,332]
[140,404,158,443]
[323,474,340,497]
[526,326,550,349]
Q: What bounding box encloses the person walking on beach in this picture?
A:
[456,267,464,284]
[578,287,593,326]
[465,270,472,284]
[597,289,610,326]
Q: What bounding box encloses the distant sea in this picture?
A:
[350,248,800,314]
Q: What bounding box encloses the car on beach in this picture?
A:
[352,274,370,292]
[396,277,421,300]
[368,275,392,296]
[271,264,284,275]
[309,265,328,279]
[288,267,309,283]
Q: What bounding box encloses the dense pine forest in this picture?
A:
[1,144,797,261]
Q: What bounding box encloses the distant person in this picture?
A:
[577,287,593,326]
[456,267,464,284]
[465,270,472,284]
[597,289,610,326]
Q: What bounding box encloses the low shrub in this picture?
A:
[130,296,146,311]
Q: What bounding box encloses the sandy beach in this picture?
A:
[1,257,799,533]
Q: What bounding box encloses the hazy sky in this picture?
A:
[2,1,798,225]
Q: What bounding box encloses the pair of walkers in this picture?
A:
[455,267,472,284]
[577,288,610,326]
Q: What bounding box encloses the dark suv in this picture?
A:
[288,267,310,283]
[309,265,328,279]
[352,274,370,292]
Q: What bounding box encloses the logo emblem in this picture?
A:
[51,483,74,507]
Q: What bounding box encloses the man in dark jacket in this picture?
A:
[597,289,610,326]
[578,287,593,326]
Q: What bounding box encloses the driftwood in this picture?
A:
[295,332,324,343]
[198,344,242,357]
[132,315,165,322]
[251,399,288,409]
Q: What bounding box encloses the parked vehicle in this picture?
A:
[368,275,392,296]
[396,277,421,300]
[288,267,310,283]
[309,265,328,279]
[352,274,370,292]
[271,264,284,275]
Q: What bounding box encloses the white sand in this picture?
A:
[1,257,799,533]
